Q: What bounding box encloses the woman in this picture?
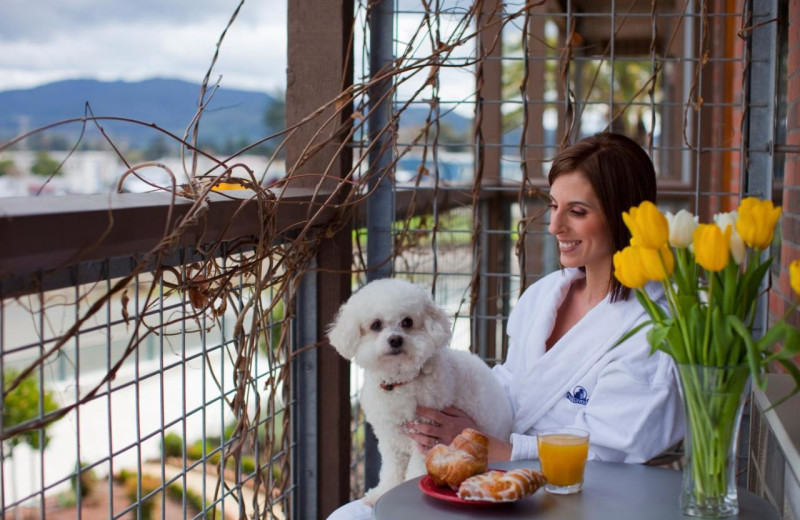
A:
[409,132,684,462]
[328,132,684,519]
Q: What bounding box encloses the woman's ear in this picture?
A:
[424,301,452,348]
[327,304,361,360]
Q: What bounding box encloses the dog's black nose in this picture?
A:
[388,335,403,349]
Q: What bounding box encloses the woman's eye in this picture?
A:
[370,320,382,331]
[570,210,586,217]
[401,317,413,328]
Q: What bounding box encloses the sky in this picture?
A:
[0,0,288,94]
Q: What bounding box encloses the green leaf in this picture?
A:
[765,325,800,360]
[710,307,734,366]
[765,358,800,411]
[721,262,738,315]
[757,322,786,352]
[665,325,689,364]
[727,315,764,389]
[676,294,697,316]
[647,325,672,356]
[739,259,772,319]
[612,320,653,350]
[635,290,667,321]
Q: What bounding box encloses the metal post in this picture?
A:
[293,259,319,520]
[744,0,779,339]
[742,0,779,490]
[365,0,395,490]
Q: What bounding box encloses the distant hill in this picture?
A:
[0,78,473,151]
[0,78,276,150]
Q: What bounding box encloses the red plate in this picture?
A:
[418,472,509,506]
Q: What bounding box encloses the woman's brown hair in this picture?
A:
[547,132,657,302]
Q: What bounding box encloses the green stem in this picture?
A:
[663,248,695,364]
[680,364,749,511]
[702,272,714,365]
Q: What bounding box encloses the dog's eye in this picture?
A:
[401,317,413,328]
[370,319,382,331]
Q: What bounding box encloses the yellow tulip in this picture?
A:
[622,201,669,250]
[613,246,648,289]
[693,224,731,272]
[790,260,800,296]
[736,197,782,250]
[639,245,675,281]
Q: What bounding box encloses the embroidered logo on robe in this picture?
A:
[565,386,589,405]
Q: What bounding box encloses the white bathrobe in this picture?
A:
[493,268,685,463]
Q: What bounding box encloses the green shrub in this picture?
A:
[208,449,222,466]
[166,482,210,515]
[0,158,17,176]
[186,439,219,463]
[115,468,134,484]
[122,473,161,520]
[161,432,183,458]
[184,487,207,514]
[70,461,97,499]
[30,151,62,177]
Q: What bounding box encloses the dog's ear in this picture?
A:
[423,301,452,348]
[326,304,361,360]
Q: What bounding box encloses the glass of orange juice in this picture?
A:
[537,428,590,494]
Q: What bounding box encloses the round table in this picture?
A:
[372,460,778,520]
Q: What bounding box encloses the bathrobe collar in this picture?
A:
[510,268,663,434]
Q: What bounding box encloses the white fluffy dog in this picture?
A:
[327,278,512,504]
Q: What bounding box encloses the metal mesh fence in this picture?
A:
[347,0,779,499]
[1,248,293,519]
[0,0,784,515]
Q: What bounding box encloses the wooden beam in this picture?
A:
[286,0,354,517]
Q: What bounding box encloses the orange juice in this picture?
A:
[537,431,589,490]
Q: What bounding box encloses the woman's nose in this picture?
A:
[548,209,561,235]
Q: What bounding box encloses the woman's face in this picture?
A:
[547,171,614,274]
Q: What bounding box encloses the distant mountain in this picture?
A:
[0,78,473,152]
[395,104,472,135]
[0,78,276,150]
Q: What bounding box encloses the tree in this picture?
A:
[3,370,61,512]
[3,370,60,450]
[0,158,18,176]
[264,89,286,133]
[30,151,62,177]
[142,136,172,161]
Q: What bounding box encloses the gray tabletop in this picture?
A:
[372,460,779,520]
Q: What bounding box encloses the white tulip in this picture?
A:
[665,209,698,248]
[713,211,737,232]
[714,211,746,265]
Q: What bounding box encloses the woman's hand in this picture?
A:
[405,405,514,461]
[405,406,478,453]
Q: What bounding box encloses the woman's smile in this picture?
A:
[548,171,613,277]
[558,240,581,252]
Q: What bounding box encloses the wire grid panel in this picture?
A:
[0,252,293,519]
[347,0,773,499]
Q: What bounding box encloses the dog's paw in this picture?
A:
[362,487,384,506]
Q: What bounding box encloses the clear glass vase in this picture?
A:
[677,363,750,518]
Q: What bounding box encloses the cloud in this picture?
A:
[0,0,286,92]
[0,0,266,42]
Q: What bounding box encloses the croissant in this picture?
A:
[457,468,547,502]
[425,428,489,489]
